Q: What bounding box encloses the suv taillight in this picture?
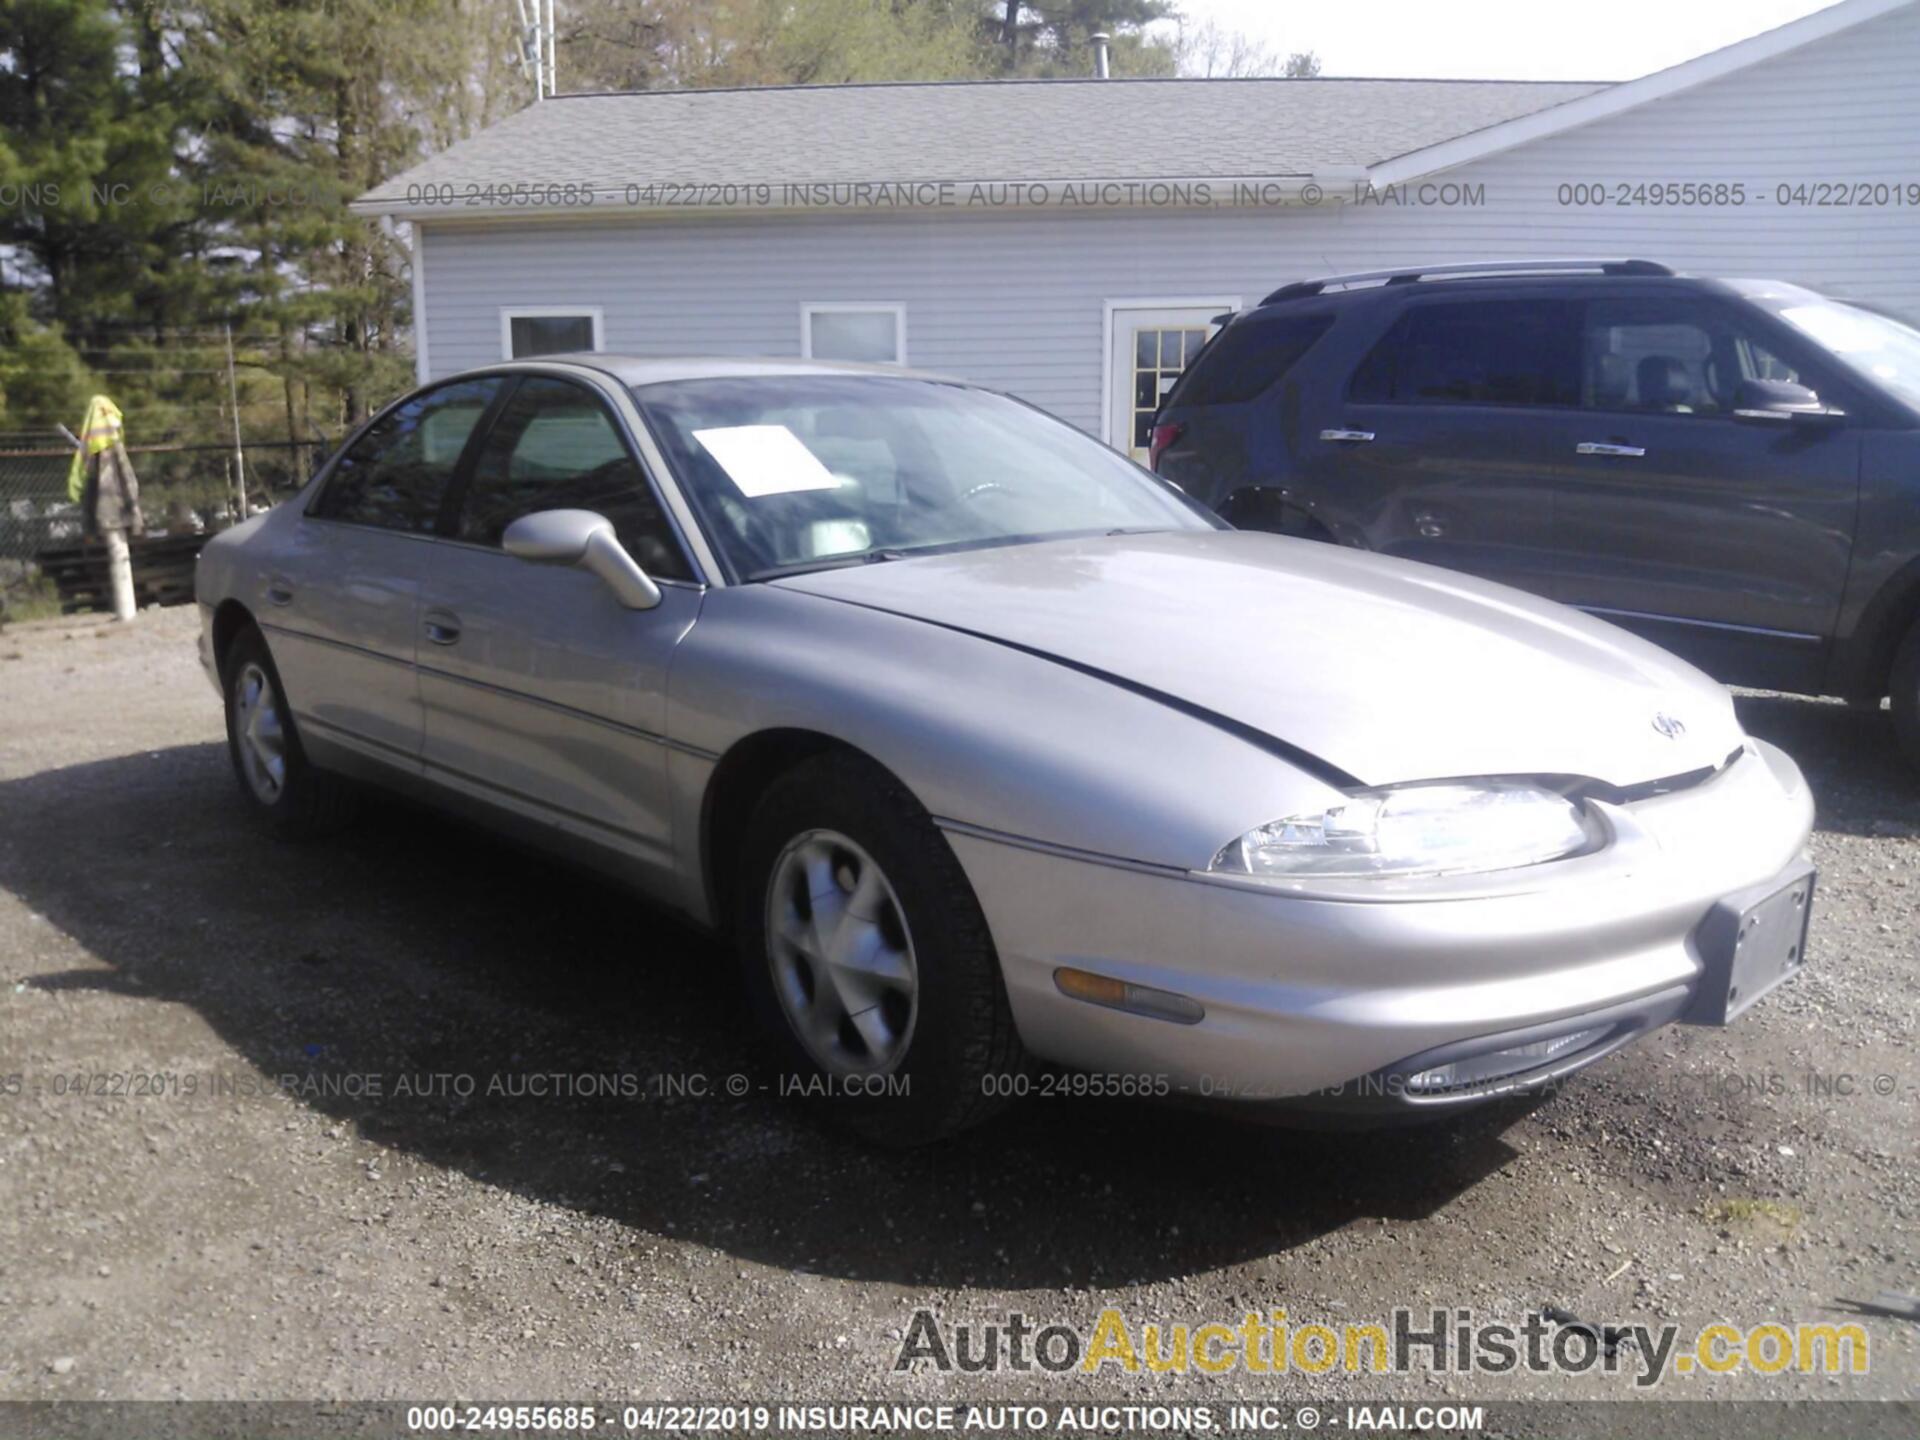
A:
[1148,421,1185,471]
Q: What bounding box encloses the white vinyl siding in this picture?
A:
[418,2,1920,437]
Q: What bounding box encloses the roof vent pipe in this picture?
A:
[1091,32,1111,78]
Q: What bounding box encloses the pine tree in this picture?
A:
[176,0,512,428]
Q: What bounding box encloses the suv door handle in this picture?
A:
[422,611,462,646]
[1576,442,1647,458]
[1319,429,1375,443]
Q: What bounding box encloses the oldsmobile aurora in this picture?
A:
[196,358,1815,1143]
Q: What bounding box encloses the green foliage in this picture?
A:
[0,565,65,624]
[0,295,96,431]
[998,1,1180,77]
[181,0,461,424]
[0,0,500,449]
[0,0,1295,461]
[1175,17,1320,78]
[0,0,205,332]
[559,0,1187,90]
[716,0,988,86]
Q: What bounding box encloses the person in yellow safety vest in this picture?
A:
[68,395,145,620]
[68,394,145,537]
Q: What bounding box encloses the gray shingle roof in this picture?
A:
[357,77,1605,212]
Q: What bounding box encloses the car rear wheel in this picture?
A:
[1890,615,1920,771]
[734,751,1026,1145]
[222,625,357,837]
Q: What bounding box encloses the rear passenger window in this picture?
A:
[312,379,500,532]
[1349,300,1580,408]
[457,376,693,581]
[1170,312,1333,405]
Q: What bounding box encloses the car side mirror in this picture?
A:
[501,509,663,610]
[1732,378,1846,427]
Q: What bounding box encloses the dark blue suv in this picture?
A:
[1150,259,1920,765]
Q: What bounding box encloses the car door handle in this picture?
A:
[264,579,294,606]
[1576,442,1647,458]
[422,613,462,646]
[1319,429,1375,443]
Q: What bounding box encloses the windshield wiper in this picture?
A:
[746,547,913,582]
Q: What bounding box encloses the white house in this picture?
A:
[358,0,1920,461]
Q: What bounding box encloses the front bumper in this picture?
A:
[947,739,1814,1111]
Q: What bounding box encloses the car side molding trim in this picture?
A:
[259,620,413,671]
[261,620,721,761]
[297,711,423,766]
[934,816,1193,878]
[812,595,1364,792]
[303,709,672,854]
[1577,606,1824,643]
[413,659,720,760]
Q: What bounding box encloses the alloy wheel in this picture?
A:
[233,661,288,804]
[764,828,919,1075]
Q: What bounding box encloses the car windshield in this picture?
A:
[1774,299,1920,412]
[632,375,1218,580]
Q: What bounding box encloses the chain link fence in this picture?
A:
[0,435,331,615]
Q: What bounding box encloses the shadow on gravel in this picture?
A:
[1731,692,1920,838]
[5,744,1540,1289]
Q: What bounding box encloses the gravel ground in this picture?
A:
[0,604,1914,1410]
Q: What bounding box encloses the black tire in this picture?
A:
[1890,616,1920,771]
[221,624,358,838]
[733,750,1027,1145]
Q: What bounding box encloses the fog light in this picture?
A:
[1405,1025,1611,1095]
[1054,968,1204,1025]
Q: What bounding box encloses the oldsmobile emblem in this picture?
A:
[1651,712,1687,740]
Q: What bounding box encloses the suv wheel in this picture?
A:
[1890,616,1920,771]
[734,751,1026,1145]
[1223,488,1335,542]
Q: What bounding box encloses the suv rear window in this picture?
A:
[1168,312,1333,406]
[1350,299,1580,408]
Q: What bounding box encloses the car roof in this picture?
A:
[1716,278,1827,304]
[509,354,965,388]
[1243,265,1826,315]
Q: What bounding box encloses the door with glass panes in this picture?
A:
[1108,303,1231,460]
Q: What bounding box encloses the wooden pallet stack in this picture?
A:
[35,533,207,614]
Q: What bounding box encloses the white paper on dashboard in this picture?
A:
[692,424,841,498]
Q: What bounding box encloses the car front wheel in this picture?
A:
[734,751,1026,1145]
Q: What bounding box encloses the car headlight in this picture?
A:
[1209,781,1594,880]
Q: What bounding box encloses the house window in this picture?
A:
[802,303,905,365]
[501,307,604,359]
[1128,325,1210,454]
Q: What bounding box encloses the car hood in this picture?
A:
[771,531,1743,790]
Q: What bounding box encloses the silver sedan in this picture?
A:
[196,357,1816,1143]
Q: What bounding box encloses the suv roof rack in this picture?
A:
[1257,258,1674,306]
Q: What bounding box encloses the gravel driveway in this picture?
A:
[1,605,1914,1412]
